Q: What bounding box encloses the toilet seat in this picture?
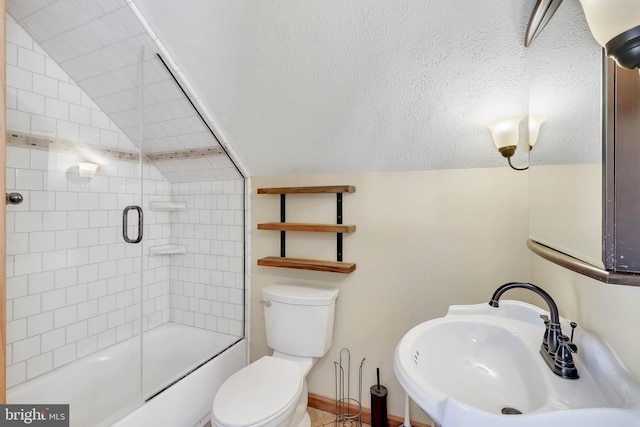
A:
[213,356,304,427]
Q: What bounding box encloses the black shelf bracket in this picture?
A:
[337,193,343,262]
[276,190,347,262]
[280,194,286,257]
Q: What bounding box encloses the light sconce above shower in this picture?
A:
[78,162,99,178]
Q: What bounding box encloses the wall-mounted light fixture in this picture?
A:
[577,0,640,69]
[488,116,545,171]
[488,116,527,171]
[525,0,564,47]
[528,115,546,150]
[525,0,640,70]
[78,162,99,178]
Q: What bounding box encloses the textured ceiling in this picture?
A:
[132,0,530,175]
[526,0,602,166]
[7,0,602,177]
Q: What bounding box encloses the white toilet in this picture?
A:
[212,284,339,427]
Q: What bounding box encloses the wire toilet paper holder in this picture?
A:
[334,348,365,427]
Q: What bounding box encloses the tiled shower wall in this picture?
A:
[4,14,245,387]
[5,14,136,151]
[169,180,244,337]
[5,146,172,388]
[5,15,172,387]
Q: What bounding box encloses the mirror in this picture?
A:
[527,0,604,268]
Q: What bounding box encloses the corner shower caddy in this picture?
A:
[148,200,187,256]
[256,185,356,273]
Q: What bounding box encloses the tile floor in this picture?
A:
[204,408,370,427]
[308,407,336,426]
[310,407,372,427]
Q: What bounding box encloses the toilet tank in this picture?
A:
[262,284,339,357]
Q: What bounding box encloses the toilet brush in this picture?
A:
[370,368,388,427]
[399,393,413,427]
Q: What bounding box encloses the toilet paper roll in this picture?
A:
[370,385,388,427]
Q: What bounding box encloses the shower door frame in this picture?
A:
[1,0,7,404]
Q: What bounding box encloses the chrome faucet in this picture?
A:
[489,282,579,379]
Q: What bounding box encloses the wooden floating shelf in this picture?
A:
[257,185,355,195]
[257,256,356,274]
[257,222,356,233]
[257,185,356,274]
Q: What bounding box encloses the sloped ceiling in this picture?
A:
[132,0,602,176]
[132,0,533,175]
[7,0,602,177]
[6,0,241,182]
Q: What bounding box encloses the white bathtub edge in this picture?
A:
[113,339,248,427]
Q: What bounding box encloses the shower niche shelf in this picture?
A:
[149,244,186,256]
[256,185,356,274]
[149,201,186,211]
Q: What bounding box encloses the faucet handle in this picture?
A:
[555,335,580,379]
[558,335,578,353]
[556,336,576,364]
[539,315,550,352]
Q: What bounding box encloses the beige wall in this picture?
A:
[250,168,531,423]
[532,256,640,383]
[529,164,603,268]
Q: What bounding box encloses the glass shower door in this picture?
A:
[138,52,246,401]
[4,36,146,427]
[5,3,247,424]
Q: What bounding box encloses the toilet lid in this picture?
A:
[213,356,303,427]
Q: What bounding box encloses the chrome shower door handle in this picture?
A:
[122,205,143,243]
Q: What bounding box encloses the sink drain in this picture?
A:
[501,407,523,415]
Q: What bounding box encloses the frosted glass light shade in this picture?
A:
[578,0,640,68]
[528,115,546,149]
[488,116,522,152]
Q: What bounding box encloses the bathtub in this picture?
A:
[8,323,247,427]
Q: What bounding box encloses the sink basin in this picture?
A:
[394,300,640,427]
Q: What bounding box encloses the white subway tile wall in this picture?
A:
[6,14,137,152]
[5,14,245,388]
[170,181,244,336]
[6,147,173,387]
[7,3,241,184]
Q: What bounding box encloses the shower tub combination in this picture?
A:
[4,136,248,426]
[8,324,247,427]
[4,2,249,425]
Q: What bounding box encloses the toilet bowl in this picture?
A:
[212,284,339,427]
[212,356,307,427]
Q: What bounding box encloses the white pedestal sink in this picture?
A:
[393,300,640,427]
